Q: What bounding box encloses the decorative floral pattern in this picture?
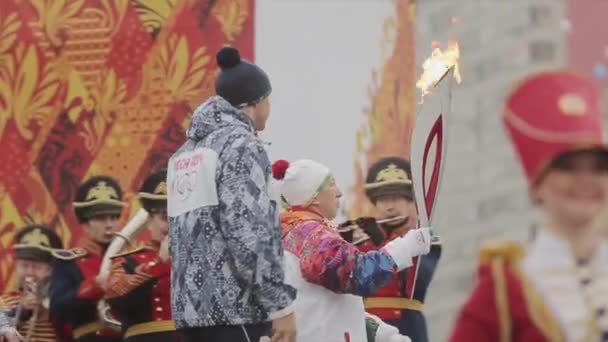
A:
[213,0,249,41]
[0,42,60,141]
[0,0,254,293]
[158,34,211,106]
[29,0,86,49]
[350,0,416,218]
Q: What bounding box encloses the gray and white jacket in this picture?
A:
[167,96,296,329]
[0,311,13,335]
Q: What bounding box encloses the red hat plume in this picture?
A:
[272,160,290,180]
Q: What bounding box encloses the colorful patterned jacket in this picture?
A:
[167,96,295,329]
[281,209,408,342]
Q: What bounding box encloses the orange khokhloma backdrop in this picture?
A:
[0,0,254,292]
[349,0,416,219]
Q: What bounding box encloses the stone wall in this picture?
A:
[414,0,567,340]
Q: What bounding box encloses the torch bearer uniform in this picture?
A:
[273,159,432,342]
[449,71,608,342]
[0,225,63,342]
[49,176,125,342]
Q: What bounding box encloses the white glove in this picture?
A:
[366,313,411,342]
[382,227,432,271]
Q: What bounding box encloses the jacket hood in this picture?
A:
[187,96,256,141]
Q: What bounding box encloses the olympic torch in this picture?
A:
[409,41,461,298]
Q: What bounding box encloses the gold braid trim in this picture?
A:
[479,241,525,264]
[481,241,565,342]
[18,318,56,342]
[584,318,599,342]
[491,258,512,342]
[1,294,57,341]
[105,257,153,298]
[512,265,565,342]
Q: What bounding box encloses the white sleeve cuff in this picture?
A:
[382,237,414,271]
[267,302,295,321]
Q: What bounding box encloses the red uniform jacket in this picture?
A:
[49,238,121,341]
[358,236,419,320]
[105,242,174,338]
[0,291,58,342]
[449,242,564,342]
[357,233,440,320]
[356,228,441,342]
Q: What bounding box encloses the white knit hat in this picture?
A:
[272,159,332,207]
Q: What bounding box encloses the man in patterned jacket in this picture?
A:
[167,47,296,342]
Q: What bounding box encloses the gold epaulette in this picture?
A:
[478,241,525,265]
[51,247,88,260]
[110,246,148,259]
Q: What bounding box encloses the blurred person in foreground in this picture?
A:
[273,159,432,342]
[167,47,296,342]
[450,71,608,341]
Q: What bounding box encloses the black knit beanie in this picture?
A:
[215,47,271,108]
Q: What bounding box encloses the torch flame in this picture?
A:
[416,41,461,102]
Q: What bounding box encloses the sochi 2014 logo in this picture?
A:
[173,171,197,201]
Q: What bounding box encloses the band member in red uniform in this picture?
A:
[356,157,441,342]
[450,71,608,341]
[49,176,125,342]
[105,170,176,341]
[1,225,63,342]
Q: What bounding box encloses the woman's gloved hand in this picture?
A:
[365,313,411,342]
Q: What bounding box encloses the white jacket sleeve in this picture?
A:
[382,227,432,271]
